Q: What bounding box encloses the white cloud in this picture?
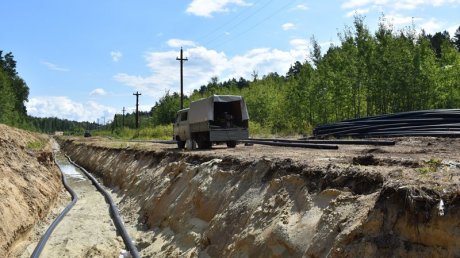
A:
[296,4,309,10]
[420,18,445,34]
[346,8,370,17]
[114,47,228,99]
[41,61,69,72]
[289,39,309,50]
[167,39,196,48]
[384,14,422,26]
[113,39,308,99]
[26,96,116,122]
[110,51,122,62]
[186,0,251,17]
[448,25,460,37]
[225,47,307,79]
[342,0,373,9]
[90,88,108,96]
[282,23,296,31]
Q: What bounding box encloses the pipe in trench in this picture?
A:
[30,155,78,258]
[65,155,141,258]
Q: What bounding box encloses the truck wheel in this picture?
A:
[226,141,237,148]
[177,141,186,149]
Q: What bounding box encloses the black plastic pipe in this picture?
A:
[65,155,141,258]
[250,138,395,146]
[242,139,338,149]
[31,156,78,258]
[149,140,177,144]
[128,139,177,144]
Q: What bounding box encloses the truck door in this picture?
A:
[179,111,189,140]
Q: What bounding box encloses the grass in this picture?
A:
[26,139,46,151]
[93,124,173,140]
[248,121,273,138]
[417,158,443,174]
[92,122,298,140]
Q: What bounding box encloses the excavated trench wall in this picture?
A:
[0,125,62,257]
[61,140,460,258]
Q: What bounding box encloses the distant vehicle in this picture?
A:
[173,95,249,149]
[84,130,91,137]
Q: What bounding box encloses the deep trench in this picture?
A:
[59,139,460,258]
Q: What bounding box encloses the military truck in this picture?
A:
[173,95,249,149]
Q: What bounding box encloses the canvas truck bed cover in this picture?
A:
[188,95,249,124]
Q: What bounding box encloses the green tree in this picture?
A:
[0,51,29,125]
[151,91,183,125]
[454,26,460,51]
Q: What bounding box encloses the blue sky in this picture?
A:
[1,0,459,122]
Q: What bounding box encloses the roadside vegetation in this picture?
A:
[148,16,460,136]
[2,16,460,139]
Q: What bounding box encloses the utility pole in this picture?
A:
[176,47,188,110]
[133,91,141,129]
[122,107,126,128]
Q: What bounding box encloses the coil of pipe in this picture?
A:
[313,109,460,138]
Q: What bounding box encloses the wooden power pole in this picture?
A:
[133,92,141,129]
[122,107,126,128]
[176,47,188,110]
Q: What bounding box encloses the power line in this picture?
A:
[202,0,275,46]
[197,0,267,43]
[198,0,264,41]
[208,0,299,49]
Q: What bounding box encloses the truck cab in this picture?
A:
[173,108,190,148]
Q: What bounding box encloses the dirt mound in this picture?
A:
[61,139,460,257]
[0,124,63,257]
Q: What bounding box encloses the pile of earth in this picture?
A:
[0,124,62,257]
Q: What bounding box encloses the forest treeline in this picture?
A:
[2,17,460,135]
[149,17,460,134]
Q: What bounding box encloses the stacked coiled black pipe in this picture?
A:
[30,155,78,258]
[313,109,460,138]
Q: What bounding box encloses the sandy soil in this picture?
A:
[41,155,125,258]
[12,151,126,258]
[61,136,460,257]
[0,124,62,257]
[75,136,460,186]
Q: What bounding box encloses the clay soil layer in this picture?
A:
[60,136,460,258]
